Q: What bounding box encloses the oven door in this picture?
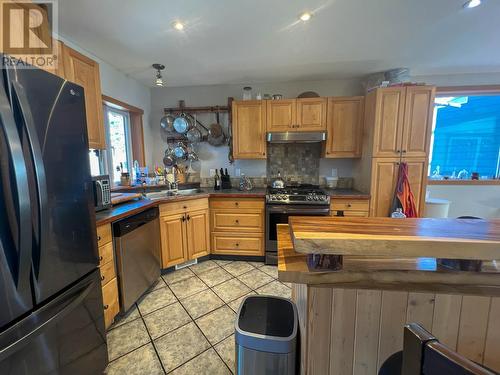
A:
[265,204,330,265]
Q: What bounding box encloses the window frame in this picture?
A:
[104,105,133,185]
[428,85,500,185]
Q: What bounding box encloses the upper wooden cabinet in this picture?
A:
[266,98,326,132]
[267,99,296,131]
[232,100,267,159]
[324,96,364,158]
[296,97,327,131]
[62,45,106,149]
[369,86,435,158]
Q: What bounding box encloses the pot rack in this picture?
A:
[163,99,231,115]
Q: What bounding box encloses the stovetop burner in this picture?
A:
[266,185,330,205]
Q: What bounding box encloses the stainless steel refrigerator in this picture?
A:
[0,56,107,374]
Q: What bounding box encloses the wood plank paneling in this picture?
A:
[292,284,308,375]
[353,290,382,375]
[377,291,408,369]
[406,292,435,330]
[483,297,500,370]
[330,289,357,375]
[457,296,491,363]
[431,294,463,350]
[307,287,333,375]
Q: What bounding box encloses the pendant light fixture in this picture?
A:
[152,63,165,87]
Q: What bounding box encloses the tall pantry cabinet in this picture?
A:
[354,86,435,217]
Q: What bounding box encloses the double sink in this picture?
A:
[144,188,205,201]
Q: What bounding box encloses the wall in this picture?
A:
[426,185,500,218]
[56,35,154,165]
[149,78,364,179]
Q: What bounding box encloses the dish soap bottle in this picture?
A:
[214,170,221,191]
[391,208,406,218]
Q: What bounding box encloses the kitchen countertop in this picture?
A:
[277,224,500,296]
[95,187,369,226]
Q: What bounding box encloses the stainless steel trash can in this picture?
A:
[235,295,298,375]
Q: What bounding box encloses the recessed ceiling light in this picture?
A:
[172,21,185,31]
[463,0,481,9]
[299,12,312,22]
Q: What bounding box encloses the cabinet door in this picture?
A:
[401,86,435,158]
[296,98,327,131]
[232,100,267,159]
[160,213,187,268]
[372,88,406,158]
[266,99,296,131]
[403,158,427,216]
[370,158,399,217]
[324,97,364,158]
[186,209,210,260]
[62,45,106,149]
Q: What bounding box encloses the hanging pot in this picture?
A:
[160,113,175,133]
[173,142,188,160]
[162,148,175,167]
[208,112,225,146]
[186,113,202,143]
[173,113,193,134]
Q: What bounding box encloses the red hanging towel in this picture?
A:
[394,162,418,217]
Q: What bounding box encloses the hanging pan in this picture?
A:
[160,113,175,133]
[208,111,225,146]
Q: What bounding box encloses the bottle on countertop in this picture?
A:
[391,208,406,218]
[214,170,221,190]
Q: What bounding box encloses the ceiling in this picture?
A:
[58,0,500,87]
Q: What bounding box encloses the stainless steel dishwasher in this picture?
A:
[113,207,160,312]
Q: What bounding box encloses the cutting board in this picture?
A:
[111,192,142,205]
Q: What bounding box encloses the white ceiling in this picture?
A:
[58,0,500,87]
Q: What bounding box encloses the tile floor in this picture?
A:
[104,260,291,374]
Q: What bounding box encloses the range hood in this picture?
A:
[266,132,326,143]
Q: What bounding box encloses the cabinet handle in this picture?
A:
[103,304,109,310]
[262,152,266,156]
[97,235,101,241]
[235,220,239,224]
[235,202,239,206]
[181,216,186,222]
[397,149,401,153]
[99,255,103,261]
[235,243,239,247]
[186,215,190,221]
[183,205,187,209]
[347,204,352,208]
[402,150,407,153]
[101,275,105,281]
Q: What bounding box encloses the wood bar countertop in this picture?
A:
[290,217,500,260]
[278,224,500,296]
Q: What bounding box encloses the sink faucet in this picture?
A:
[170,166,179,190]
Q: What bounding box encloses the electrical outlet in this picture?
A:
[209,169,216,177]
[235,168,241,177]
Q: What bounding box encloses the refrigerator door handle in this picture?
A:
[11,81,48,278]
[0,274,96,363]
[0,75,32,293]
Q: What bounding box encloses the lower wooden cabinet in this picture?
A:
[159,198,210,268]
[369,158,426,217]
[331,198,370,217]
[97,223,119,329]
[210,197,265,256]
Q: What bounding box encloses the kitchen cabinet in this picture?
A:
[159,198,210,268]
[62,44,106,149]
[371,86,435,158]
[96,223,119,329]
[330,198,370,217]
[266,98,326,132]
[210,198,265,256]
[295,97,327,131]
[368,158,426,217]
[232,100,267,159]
[324,96,364,158]
[266,99,296,131]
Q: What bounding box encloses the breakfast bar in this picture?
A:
[277,217,500,375]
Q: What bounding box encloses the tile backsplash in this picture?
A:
[267,143,321,185]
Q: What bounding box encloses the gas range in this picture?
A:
[266,185,330,206]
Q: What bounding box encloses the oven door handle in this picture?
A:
[266,206,330,215]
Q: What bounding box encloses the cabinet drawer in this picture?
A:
[211,232,263,256]
[332,210,369,217]
[98,241,114,266]
[159,197,209,216]
[331,199,369,212]
[211,210,263,232]
[102,277,119,329]
[209,198,264,210]
[97,224,112,247]
[99,260,116,286]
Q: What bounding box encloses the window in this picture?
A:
[429,93,500,179]
[105,106,132,184]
